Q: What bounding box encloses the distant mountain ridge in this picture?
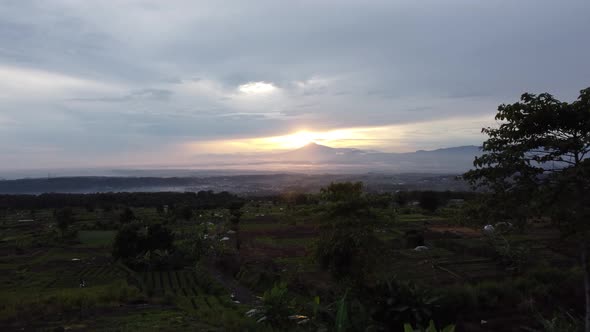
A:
[0,144,483,181]
[273,143,481,172]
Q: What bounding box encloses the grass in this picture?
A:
[89,309,215,332]
[397,213,447,223]
[78,230,117,247]
[241,222,288,232]
[254,236,315,248]
[0,280,142,322]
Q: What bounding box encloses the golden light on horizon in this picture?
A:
[183,115,493,155]
[186,127,388,154]
[264,130,317,149]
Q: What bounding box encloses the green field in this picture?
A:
[78,230,117,246]
[0,193,581,331]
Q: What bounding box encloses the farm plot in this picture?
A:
[139,270,239,322]
[140,270,222,297]
[240,217,318,261]
[375,244,504,286]
[46,263,131,289]
[78,230,116,247]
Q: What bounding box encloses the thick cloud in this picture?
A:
[1,0,589,168]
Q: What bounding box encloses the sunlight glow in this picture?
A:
[265,130,317,149]
[184,115,494,156]
[187,127,392,153]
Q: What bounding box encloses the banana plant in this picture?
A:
[403,320,455,332]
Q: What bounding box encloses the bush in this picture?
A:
[237,260,280,292]
[112,224,141,260]
[538,311,583,332]
[404,320,455,332]
[486,233,530,272]
[366,279,440,330]
[247,282,295,329]
[112,223,176,269]
[419,191,441,213]
[314,227,379,281]
[119,207,136,224]
[475,281,519,310]
[437,284,477,316]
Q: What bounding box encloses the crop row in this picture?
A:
[140,270,208,295]
[46,264,129,289]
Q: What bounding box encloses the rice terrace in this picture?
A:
[0,184,585,331]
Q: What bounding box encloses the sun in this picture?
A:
[264,130,317,149]
[186,126,393,153]
[286,131,316,148]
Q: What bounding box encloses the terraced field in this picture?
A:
[138,269,243,325]
[46,263,131,289]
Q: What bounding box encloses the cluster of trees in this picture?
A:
[112,223,176,269]
[0,176,209,194]
[0,191,240,210]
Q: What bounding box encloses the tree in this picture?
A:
[119,207,136,224]
[54,207,74,238]
[112,224,141,260]
[315,182,380,282]
[177,205,193,221]
[395,191,409,208]
[144,224,174,252]
[418,191,440,213]
[229,201,244,250]
[112,223,174,263]
[0,208,7,225]
[465,88,590,331]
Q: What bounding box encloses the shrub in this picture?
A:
[247,282,295,329]
[486,233,530,271]
[367,279,440,330]
[538,311,583,332]
[119,207,136,224]
[112,223,176,269]
[404,320,455,332]
[474,281,520,310]
[419,191,441,213]
[314,226,379,281]
[437,284,477,317]
[237,260,280,292]
[54,207,75,237]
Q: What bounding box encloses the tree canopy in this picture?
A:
[465,87,590,330]
[465,88,590,230]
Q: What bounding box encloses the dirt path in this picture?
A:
[204,265,259,305]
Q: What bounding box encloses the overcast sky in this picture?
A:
[1,0,589,169]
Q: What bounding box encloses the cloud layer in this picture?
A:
[1,0,589,169]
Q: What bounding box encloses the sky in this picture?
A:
[1,0,589,169]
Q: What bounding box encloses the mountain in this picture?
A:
[273,142,481,172]
[0,144,483,181]
[277,142,368,162]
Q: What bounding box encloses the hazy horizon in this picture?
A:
[0,142,484,181]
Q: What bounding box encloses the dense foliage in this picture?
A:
[0,191,241,210]
[465,87,590,330]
